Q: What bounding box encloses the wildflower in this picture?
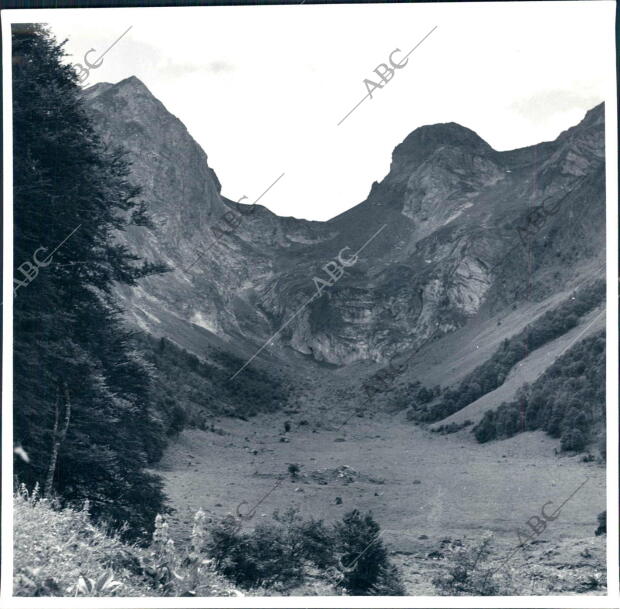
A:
[191,509,207,556]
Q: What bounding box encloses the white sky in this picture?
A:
[7,2,617,221]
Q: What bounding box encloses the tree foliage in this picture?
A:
[134,334,290,461]
[13,24,168,537]
[207,508,404,594]
[473,331,605,452]
[334,509,405,595]
[410,280,604,422]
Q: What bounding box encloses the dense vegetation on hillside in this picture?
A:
[473,331,605,452]
[12,24,171,537]
[135,334,290,461]
[406,280,604,422]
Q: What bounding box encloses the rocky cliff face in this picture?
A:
[83,77,605,368]
[82,77,330,347]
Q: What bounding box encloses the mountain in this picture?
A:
[82,77,605,380]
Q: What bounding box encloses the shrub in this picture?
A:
[292,517,335,570]
[474,411,498,443]
[432,537,507,596]
[333,510,404,595]
[206,508,403,595]
[167,404,188,436]
[369,563,407,595]
[138,509,241,596]
[208,511,305,590]
[595,511,606,536]
[433,420,473,435]
[560,428,586,452]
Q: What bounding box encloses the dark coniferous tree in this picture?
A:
[12,23,168,537]
[334,510,404,595]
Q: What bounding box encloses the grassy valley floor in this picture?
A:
[153,389,606,595]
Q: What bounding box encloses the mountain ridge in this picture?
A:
[82,76,605,373]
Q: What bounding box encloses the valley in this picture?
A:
[113,79,606,590]
[154,359,606,594]
[11,22,609,599]
[145,234,606,593]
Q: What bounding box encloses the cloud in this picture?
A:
[510,88,603,125]
[206,60,235,74]
[154,59,235,79]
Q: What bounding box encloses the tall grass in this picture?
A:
[14,484,151,597]
[13,485,240,597]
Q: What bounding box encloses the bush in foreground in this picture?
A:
[432,537,510,596]
[208,508,405,595]
[15,485,403,597]
[335,509,406,595]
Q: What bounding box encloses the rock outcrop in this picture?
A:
[83,77,605,368]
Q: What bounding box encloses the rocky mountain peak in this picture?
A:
[390,122,494,174]
[376,122,502,219]
[83,79,605,369]
[575,101,604,129]
[82,75,224,224]
[82,76,161,114]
